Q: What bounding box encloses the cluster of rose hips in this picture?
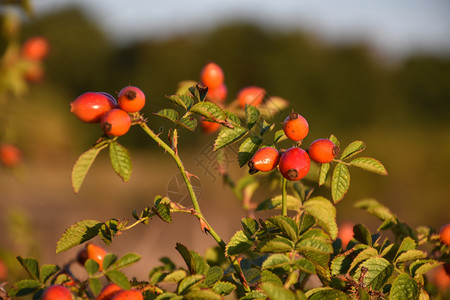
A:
[199,62,266,133]
[70,86,146,136]
[39,243,143,300]
[248,111,340,181]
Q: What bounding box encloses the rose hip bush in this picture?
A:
[3,60,449,300]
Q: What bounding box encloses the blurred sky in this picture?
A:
[32,0,450,59]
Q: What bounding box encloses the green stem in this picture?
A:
[282,177,288,216]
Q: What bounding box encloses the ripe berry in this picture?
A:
[111,289,143,300]
[248,147,280,174]
[24,61,44,83]
[0,144,22,168]
[237,86,265,108]
[338,223,354,249]
[445,263,450,277]
[440,223,450,246]
[97,283,123,300]
[86,243,107,271]
[70,92,117,123]
[0,259,8,281]
[278,147,310,181]
[21,36,50,61]
[101,109,132,137]
[434,265,450,290]
[200,119,221,134]
[200,62,224,89]
[41,285,72,300]
[117,86,146,113]
[207,83,227,104]
[308,139,339,164]
[283,112,309,142]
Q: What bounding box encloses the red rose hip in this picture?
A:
[308,138,339,163]
[101,109,132,137]
[70,92,117,123]
[200,62,224,89]
[283,112,309,142]
[41,285,72,300]
[248,147,280,174]
[111,289,143,300]
[117,86,146,113]
[278,147,310,181]
[237,86,265,108]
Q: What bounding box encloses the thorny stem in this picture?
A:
[138,119,250,292]
[282,177,288,216]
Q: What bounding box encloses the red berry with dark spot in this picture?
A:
[278,147,310,181]
[237,86,265,108]
[101,109,131,137]
[248,147,280,174]
[41,285,72,300]
[117,86,146,113]
[283,112,309,142]
[70,92,117,123]
[308,138,339,163]
[200,62,224,89]
[111,289,143,300]
[96,283,123,300]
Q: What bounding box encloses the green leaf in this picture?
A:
[204,266,223,287]
[153,196,172,223]
[395,237,417,259]
[189,84,208,102]
[353,257,394,291]
[244,267,261,285]
[256,236,294,253]
[349,247,379,272]
[100,219,119,245]
[396,250,426,264]
[340,141,366,160]
[331,163,350,203]
[390,273,419,300]
[105,270,131,290]
[354,199,397,230]
[296,238,333,255]
[329,134,340,148]
[260,120,273,136]
[11,279,42,297]
[190,101,226,122]
[294,258,316,274]
[261,282,297,300]
[39,264,60,283]
[256,194,301,212]
[178,274,204,295]
[245,104,261,130]
[175,243,195,274]
[353,224,372,246]
[262,254,290,269]
[410,259,443,277]
[238,136,263,167]
[305,287,351,300]
[16,257,39,280]
[185,289,222,300]
[102,253,117,271]
[214,126,247,151]
[166,94,194,110]
[350,157,388,175]
[56,220,102,253]
[225,230,254,256]
[71,145,106,193]
[190,250,210,276]
[109,141,132,182]
[273,129,287,144]
[177,116,197,131]
[241,218,259,236]
[331,255,351,276]
[85,259,99,275]
[318,163,330,186]
[154,108,179,122]
[164,270,187,284]
[267,216,299,242]
[89,277,102,296]
[114,253,141,270]
[304,197,338,240]
[212,281,236,296]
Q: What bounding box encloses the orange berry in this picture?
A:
[282,112,309,142]
[86,243,107,271]
[338,223,354,249]
[101,109,132,137]
[200,119,221,134]
[0,144,22,168]
[237,86,265,108]
[308,139,339,164]
[434,265,450,290]
[248,147,280,174]
[117,86,146,113]
[111,289,143,300]
[41,285,72,300]
[97,283,123,300]
[21,36,50,61]
[200,62,224,89]
[70,92,117,123]
[0,259,8,281]
[440,223,450,246]
[278,147,310,181]
[206,83,227,104]
[24,61,44,83]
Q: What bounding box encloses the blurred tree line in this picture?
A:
[15,7,450,225]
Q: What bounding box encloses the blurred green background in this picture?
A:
[1,2,449,282]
